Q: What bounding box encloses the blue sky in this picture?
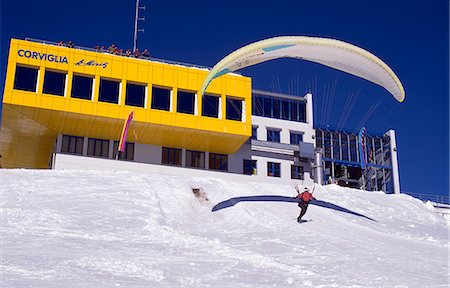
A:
[1,0,448,196]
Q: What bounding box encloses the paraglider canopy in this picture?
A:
[201,36,405,102]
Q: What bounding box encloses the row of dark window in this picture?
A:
[61,135,304,178]
[252,94,306,123]
[162,147,303,179]
[251,126,304,144]
[13,65,244,121]
[61,135,134,160]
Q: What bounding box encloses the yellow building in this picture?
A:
[0,39,252,168]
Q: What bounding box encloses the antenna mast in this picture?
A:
[133,0,146,53]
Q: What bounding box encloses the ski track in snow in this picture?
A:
[0,169,449,287]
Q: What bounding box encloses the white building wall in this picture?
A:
[387,129,401,194]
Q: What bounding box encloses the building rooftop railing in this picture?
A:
[403,192,450,205]
[23,37,215,71]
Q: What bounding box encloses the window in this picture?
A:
[162,147,181,166]
[152,87,171,111]
[99,78,120,104]
[177,90,195,114]
[291,165,304,180]
[186,150,205,169]
[43,70,66,96]
[209,153,228,171]
[243,159,257,175]
[125,82,146,107]
[267,162,281,177]
[251,126,258,140]
[252,93,307,123]
[226,97,243,121]
[152,86,171,111]
[14,65,39,92]
[87,138,110,158]
[113,141,135,160]
[267,129,280,143]
[290,132,303,145]
[71,74,93,100]
[61,135,84,155]
[202,94,219,118]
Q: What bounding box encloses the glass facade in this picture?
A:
[315,128,394,193]
[252,93,306,122]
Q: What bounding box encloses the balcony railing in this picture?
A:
[403,192,450,205]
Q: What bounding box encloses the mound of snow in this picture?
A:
[1,169,448,287]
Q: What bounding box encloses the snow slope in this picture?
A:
[1,169,448,287]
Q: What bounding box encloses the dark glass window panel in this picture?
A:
[298,102,306,122]
[177,90,195,114]
[186,150,205,168]
[202,94,219,118]
[252,95,263,116]
[43,70,66,96]
[162,147,182,166]
[267,129,280,143]
[61,135,84,155]
[226,98,243,121]
[14,65,39,92]
[267,162,281,177]
[290,101,299,122]
[87,138,109,158]
[126,83,146,107]
[291,165,304,180]
[243,159,257,175]
[113,141,135,160]
[251,126,258,140]
[152,87,171,111]
[209,153,228,171]
[71,74,93,100]
[282,100,290,120]
[290,132,303,145]
[99,79,120,103]
[263,97,272,117]
[272,98,280,119]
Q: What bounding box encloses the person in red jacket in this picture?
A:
[293,186,315,222]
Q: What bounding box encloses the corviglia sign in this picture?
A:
[18,49,68,64]
[17,49,109,68]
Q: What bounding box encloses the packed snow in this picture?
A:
[1,169,448,287]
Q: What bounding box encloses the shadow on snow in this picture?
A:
[211,195,376,222]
